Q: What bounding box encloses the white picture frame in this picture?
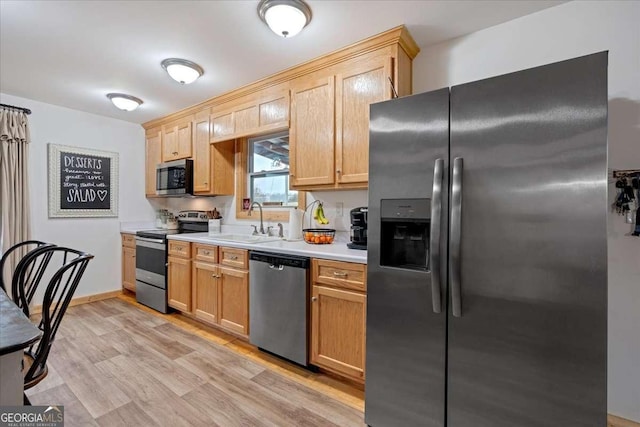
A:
[48,143,119,218]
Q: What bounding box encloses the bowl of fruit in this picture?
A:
[303,228,336,245]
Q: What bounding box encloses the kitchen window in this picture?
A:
[248,131,298,207]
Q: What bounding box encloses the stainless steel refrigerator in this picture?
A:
[366,52,607,427]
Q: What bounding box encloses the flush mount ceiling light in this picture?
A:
[106,93,143,111]
[161,58,204,84]
[258,0,312,38]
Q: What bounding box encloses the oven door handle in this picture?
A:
[135,237,165,244]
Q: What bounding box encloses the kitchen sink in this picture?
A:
[203,234,282,244]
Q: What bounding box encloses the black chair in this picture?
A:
[10,244,58,317]
[22,247,93,403]
[0,240,53,293]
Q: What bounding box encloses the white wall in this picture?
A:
[0,93,155,303]
[412,1,640,420]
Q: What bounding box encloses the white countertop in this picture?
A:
[120,221,156,235]
[167,232,367,264]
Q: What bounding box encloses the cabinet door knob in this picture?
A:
[311,297,318,302]
[336,169,341,174]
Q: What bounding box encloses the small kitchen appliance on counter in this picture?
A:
[347,207,368,250]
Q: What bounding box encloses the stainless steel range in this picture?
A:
[135,219,207,313]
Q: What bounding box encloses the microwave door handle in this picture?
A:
[429,158,444,314]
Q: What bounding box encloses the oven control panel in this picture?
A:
[177,210,209,222]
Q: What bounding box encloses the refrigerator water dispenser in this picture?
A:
[380,199,430,271]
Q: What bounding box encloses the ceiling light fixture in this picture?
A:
[258,0,312,38]
[161,58,204,84]
[106,93,143,111]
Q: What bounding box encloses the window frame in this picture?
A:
[235,136,305,222]
[247,131,298,207]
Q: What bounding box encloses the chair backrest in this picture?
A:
[0,240,52,293]
[23,247,94,386]
[10,244,58,316]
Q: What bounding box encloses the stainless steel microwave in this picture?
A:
[156,159,193,196]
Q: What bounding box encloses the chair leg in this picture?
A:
[23,392,31,405]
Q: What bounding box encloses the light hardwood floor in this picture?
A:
[26,295,365,427]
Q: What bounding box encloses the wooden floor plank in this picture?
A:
[252,369,365,426]
[28,383,99,427]
[95,401,158,427]
[175,343,266,381]
[182,382,263,427]
[95,354,213,427]
[46,338,131,419]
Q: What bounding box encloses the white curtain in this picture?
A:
[0,107,31,298]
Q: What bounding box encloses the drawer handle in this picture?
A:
[228,255,238,260]
[203,250,210,255]
[333,271,348,277]
[172,151,178,155]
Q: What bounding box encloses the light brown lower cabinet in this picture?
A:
[121,233,136,292]
[218,266,249,335]
[172,244,249,338]
[121,246,136,292]
[310,284,367,382]
[168,255,191,312]
[192,261,219,325]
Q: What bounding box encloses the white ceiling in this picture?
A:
[0,0,565,124]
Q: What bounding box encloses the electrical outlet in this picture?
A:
[336,202,344,217]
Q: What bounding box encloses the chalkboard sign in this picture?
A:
[48,144,119,218]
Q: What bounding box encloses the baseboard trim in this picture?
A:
[609,414,640,427]
[30,290,122,314]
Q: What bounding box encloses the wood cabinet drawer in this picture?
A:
[121,233,136,248]
[219,247,248,269]
[193,243,218,263]
[168,241,191,258]
[312,259,367,292]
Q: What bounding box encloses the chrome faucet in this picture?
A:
[248,201,265,234]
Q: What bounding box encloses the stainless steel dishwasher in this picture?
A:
[249,251,310,366]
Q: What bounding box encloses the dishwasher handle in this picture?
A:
[269,264,285,271]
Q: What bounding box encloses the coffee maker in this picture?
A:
[347,207,368,250]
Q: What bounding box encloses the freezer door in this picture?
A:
[448,52,608,427]
[366,89,449,427]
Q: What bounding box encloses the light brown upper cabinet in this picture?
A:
[162,115,193,162]
[210,90,289,143]
[145,127,162,197]
[193,109,211,193]
[290,54,394,191]
[193,108,235,196]
[290,76,336,187]
[336,56,393,185]
[142,26,419,197]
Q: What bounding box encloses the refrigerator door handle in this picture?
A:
[429,158,444,313]
[450,157,463,317]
